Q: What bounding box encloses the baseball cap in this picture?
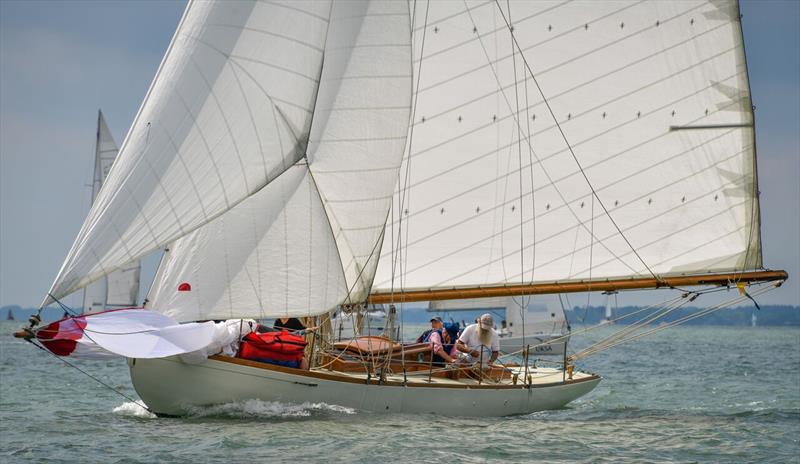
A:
[429,316,443,323]
[479,313,494,330]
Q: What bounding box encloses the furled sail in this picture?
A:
[44,0,334,306]
[82,111,141,314]
[147,0,412,322]
[372,0,761,296]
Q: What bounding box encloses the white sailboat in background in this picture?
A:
[81,111,141,314]
[429,297,570,356]
[18,0,788,417]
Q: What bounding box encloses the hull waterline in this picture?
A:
[129,356,601,417]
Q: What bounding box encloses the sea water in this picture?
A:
[1,321,798,463]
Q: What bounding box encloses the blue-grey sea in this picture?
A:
[1,321,798,463]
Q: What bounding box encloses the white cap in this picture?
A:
[479,313,494,330]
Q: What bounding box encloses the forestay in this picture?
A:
[82,111,141,314]
[373,0,761,294]
[45,0,333,306]
[147,0,412,322]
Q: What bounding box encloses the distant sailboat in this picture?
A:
[429,297,570,356]
[5,310,13,321]
[602,291,618,325]
[81,111,141,314]
[18,0,788,417]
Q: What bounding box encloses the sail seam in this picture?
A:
[410,39,738,159]
[421,1,705,94]
[398,79,745,220]
[395,173,750,289]
[375,145,750,288]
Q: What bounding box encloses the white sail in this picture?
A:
[45,0,334,306]
[147,0,412,322]
[373,0,761,294]
[82,111,141,313]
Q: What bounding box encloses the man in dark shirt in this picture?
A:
[273,317,305,332]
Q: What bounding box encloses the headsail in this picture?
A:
[82,111,141,313]
[146,0,412,322]
[373,0,763,298]
[44,0,334,306]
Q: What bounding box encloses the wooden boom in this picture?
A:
[367,270,788,304]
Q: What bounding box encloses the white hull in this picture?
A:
[499,333,568,357]
[129,356,600,417]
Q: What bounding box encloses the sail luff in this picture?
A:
[367,269,788,304]
[732,0,763,270]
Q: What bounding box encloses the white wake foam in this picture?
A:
[113,401,157,418]
[186,399,356,418]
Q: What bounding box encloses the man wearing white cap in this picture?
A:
[455,313,499,367]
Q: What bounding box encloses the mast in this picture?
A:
[368,269,787,304]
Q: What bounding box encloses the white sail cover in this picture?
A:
[373,0,761,294]
[45,0,335,306]
[35,309,219,359]
[83,111,141,313]
[146,0,412,321]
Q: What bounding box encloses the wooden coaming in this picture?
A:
[209,354,595,389]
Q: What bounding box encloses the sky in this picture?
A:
[1,0,798,310]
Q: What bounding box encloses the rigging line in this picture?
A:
[505,0,527,349]
[734,0,762,284]
[498,292,688,358]
[585,195,595,321]
[574,294,694,359]
[27,340,152,413]
[572,283,779,360]
[460,3,642,284]
[492,0,660,283]
[397,0,430,353]
[392,0,427,292]
[580,283,774,358]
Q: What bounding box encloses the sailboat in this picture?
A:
[81,111,141,314]
[19,0,787,417]
[429,296,570,356]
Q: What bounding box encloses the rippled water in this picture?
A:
[1,321,798,463]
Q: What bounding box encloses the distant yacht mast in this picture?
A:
[81,110,141,314]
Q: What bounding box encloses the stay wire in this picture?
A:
[491,0,661,283]
[26,339,152,413]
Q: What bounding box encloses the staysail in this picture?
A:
[372,0,762,298]
[82,111,141,313]
[146,0,412,322]
[44,0,335,306]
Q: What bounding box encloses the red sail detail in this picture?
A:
[177,282,191,292]
[36,317,88,356]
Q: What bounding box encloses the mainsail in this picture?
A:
[373,0,763,298]
[82,111,141,313]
